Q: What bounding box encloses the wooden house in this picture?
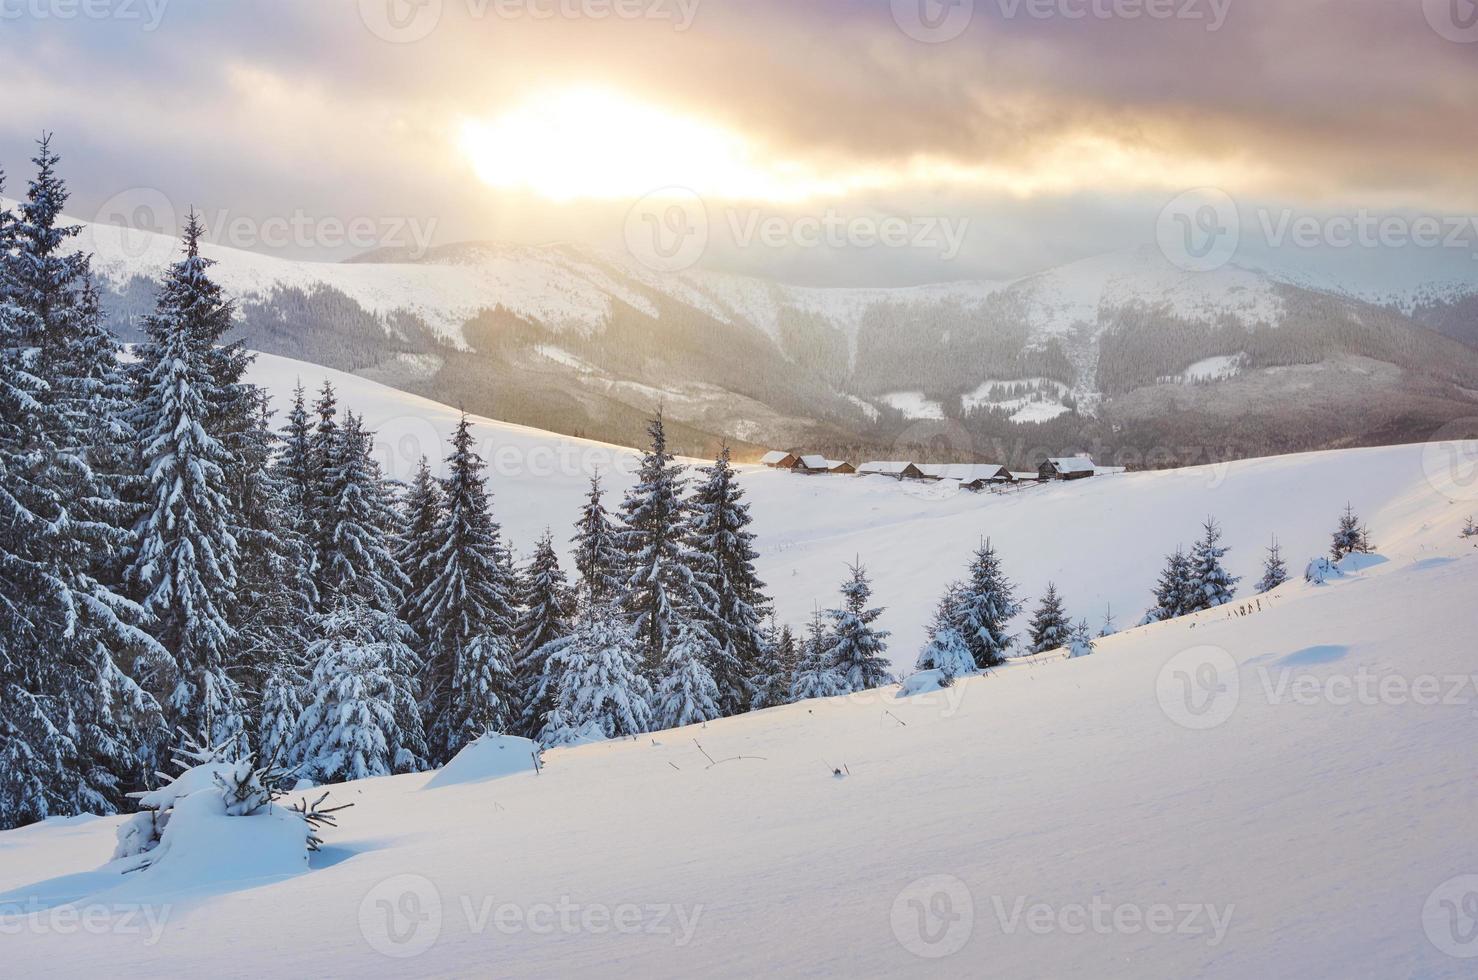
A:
[859,461,925,480]
[798,455,855,475]
[1039,456,1097,481]
[760,450,800,469]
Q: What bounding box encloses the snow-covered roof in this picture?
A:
[918,463,1008,482]
[760,450,795,465]
[1047,456,1096,474]
[799,455,849,471]
[1011,471,1040,481]
[859,461,918,476]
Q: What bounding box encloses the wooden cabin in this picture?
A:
[760,450,800,469]
[798,454,855,475]
[1039,456,1097,481]
[859,461,925,480]
[918,463,1013,490]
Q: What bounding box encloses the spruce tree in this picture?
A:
[688,446,770,715]
[396,455,444,636]
[294,605,407,783]
[954,540,1021,668]
[1098,605,1118,638]
[1257,538,1289,594]
[272,383,317,537]
[748,620,796,711]
[1185,518,1239,612]
[127,212,245,747]
[0,148,164,827]
[543,599,654,744]
[790,610,843,702]
[827,562,893,693]
[571,472,622,602]
[414,414,518,762]
[915,625,975,681]
[317,411,407,614]
[1331,504,1371,561]
[512,529,574,734]
[1027,583,1072,654]
[1067,620,1096,659]
[1463,516,1477,539]
[1141,547,1193,624]
[618,412,707,678]
[653,620,723,730]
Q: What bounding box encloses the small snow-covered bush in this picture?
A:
[113,736,348,874]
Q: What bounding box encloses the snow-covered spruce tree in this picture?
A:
[306,381,340,572]
[1331,504,1372,561]
[688,446,771,715]
[1067,620,1096,659]
[395,455,444,643]
[954,540,1022,668]
[257,659,304,771]
[413,414,519,762]
[1141,547,1193,625]
[0,144,167,828]
[317,411,407,614]
[512,529,574,735]
[542,598,654,745]
[1464,516,1478,539]
[1256,538,1289,594]
[654,620,723,730]
[1184,518,1239,613]
[294,599,427,780]
[271,383,317,537]
[1098,605,1118,638]
[127,211,247,748]
[1027,583,1072,654]
[618,412,709,679]
[571,471,623,602]
[789,609,844,702]
[749,620,796,711]
[231,390,318,714]
[915,624,976,682]
[827,562,893,693]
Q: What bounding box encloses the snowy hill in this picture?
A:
[3,367,1476,974]
[244,352,1473,666]
[31,197,1478,460]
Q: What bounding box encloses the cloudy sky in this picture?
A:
[1,0,1475,285]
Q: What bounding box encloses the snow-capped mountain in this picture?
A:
[41,198,1478,462]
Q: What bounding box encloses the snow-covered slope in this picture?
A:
[3,407,1476,974]
[246,352,1473,665]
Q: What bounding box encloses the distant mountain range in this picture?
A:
[48,199,1478,467]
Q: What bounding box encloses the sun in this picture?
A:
[457,86,851,204]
